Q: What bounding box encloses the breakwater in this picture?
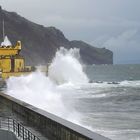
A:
[0,92,110,140]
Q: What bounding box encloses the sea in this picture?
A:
[82,64,140,140]
[5,48,140,140]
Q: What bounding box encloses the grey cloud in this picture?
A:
[1,0,140,64]
[104,29,140,64]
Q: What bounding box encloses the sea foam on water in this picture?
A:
[5,48,140,140]
[5,47,88,123]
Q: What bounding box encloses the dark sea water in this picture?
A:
[74,64,140,140]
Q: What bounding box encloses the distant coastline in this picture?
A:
[0,6,113,65]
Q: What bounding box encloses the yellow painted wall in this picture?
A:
[0,59,11,72]
[14,59,25,72]
[0,58,25,73]
[0,49,19,56]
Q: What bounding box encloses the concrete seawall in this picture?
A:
[0,92,111,140]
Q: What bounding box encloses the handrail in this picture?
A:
[0,116,40,140]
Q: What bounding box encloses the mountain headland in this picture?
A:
[0,6,113,65]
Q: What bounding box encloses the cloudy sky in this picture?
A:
[1,0,140,64]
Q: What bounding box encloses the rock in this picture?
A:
[0,8,113,65]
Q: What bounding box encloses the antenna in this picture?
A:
[2,19,5,41]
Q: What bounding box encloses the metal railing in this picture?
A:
[0,116,40,140]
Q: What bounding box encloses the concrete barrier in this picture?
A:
[0,130,18,140]
[0,93,111,140]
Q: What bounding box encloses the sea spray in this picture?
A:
[6,56,140,139]
[5,47,88,124]
[48,47,88,84]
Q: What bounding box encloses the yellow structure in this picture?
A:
[0,40,33,79]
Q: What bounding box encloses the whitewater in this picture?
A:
[5,47,140,140]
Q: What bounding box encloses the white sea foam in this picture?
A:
[5,47,140,140]
[119,80,140,87]
[48,47,88,84]
[5,47,88,124]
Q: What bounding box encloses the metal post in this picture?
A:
[2,19,5,41]
[0,119,1,128]
[13,120,15,133]
[8,118,9,130]
[28,131,30,140]
[18,123,20,137]
[23,127,24,140]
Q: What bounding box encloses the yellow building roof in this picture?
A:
[0,41,21,56]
